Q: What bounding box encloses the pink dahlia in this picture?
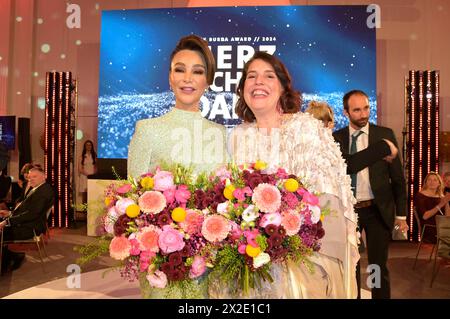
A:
[201,215,230,242]
[252,183,281,213]
[158,225,185,253]
[153,171,174,192]
[138,191,166,214]
[109,236,131,260]
[281,210,302,236]
[180,209,204,235]
[147,270,168,289]
[137,225,161,252]
[189,256,206,278]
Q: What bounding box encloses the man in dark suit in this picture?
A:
[333,90,408,299]
[0,164,54,273]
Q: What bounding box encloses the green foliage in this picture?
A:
[228,162,246,188]
[139,272,208,299]
[213,245,244,283]
[255,234,268,251]
[286,234,315,273]
[74,235,113,267]
[212,245,274,296]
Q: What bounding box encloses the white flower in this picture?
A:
[216,202,229,215]
[309,204,321,223]
[242,205,259,222]
[253,252,270,269]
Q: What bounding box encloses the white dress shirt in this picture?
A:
[349,123,374,202]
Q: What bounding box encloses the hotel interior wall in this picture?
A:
[0,0,449,203]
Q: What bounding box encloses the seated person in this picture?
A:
[414,172,450,243]
[0,169,12,210]
[0,164,54,273]
[15,163,34,205]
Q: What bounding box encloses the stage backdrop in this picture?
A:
[98,6,376,159]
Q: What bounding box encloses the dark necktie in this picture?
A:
[350,131,363,197]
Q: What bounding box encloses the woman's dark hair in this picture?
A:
[235,51,301,123]
[82,140,97,166]
[169,34,216,85]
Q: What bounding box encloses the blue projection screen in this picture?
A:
[98,6,376,159]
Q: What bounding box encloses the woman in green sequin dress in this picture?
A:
[127,35,227,178]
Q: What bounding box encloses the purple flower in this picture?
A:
[113,214,131,236]
[168,252,183,265]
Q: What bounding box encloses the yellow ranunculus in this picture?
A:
[104,196,113,207]
[140,176,154,189]
[254,160,267,170]
[223,185,236,200]
[171,207,187,222]
[245,244,261,257]
[126,204,141,218]
[284,178,299,192]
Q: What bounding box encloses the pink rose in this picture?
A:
[158,225,185,253]
[189,256,206,278]
[153,171,175,192]
[146,270,167,289]
[115,198,135,215]
[259,212,282,228]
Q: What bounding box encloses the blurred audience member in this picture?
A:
[79,140,97,205]
[305,100,335,129]
[0,164,54,274]
[414,171,450,244]
[443,171,450,195]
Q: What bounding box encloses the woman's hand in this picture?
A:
[382,139,398,163]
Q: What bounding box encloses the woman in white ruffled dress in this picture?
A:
[217,51,359,299]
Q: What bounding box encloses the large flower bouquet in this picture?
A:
[207,161,326,295]
[77,162,325,298]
